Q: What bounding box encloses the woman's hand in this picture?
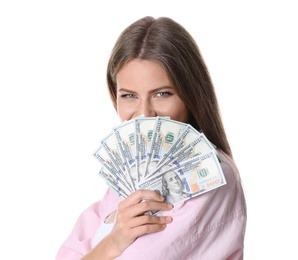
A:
[110,189,173,255]
[82,189,173,260]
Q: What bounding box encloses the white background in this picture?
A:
[0,1,297,259]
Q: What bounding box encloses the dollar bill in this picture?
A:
[93,117,226,206]
[144,117,187,178]
[113,119,138,189]
[93,144,120,177]
[138,150,226,205]
[100,131,135,191]
[98,167,128,198]
[94,144,133,194]
[146,132,214,178]
[156,124,206,166]
[134,117,158,182]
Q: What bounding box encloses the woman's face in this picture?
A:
[116,59,189,123]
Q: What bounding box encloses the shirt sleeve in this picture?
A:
[55,188,119,260]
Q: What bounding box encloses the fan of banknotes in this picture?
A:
[93,116,226,205]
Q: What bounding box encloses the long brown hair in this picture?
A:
[107,16,232,157]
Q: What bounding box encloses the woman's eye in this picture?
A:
[121,93,136,98]
[156,91,172,97]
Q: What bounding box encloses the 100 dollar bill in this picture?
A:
[144,117,187,178]
[134,117,158,182]
[113,119,138,188]
[138,150,226,205]
[146,131,215,179]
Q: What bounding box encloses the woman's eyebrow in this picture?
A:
[117,88,137,93]
[118,86,174,93]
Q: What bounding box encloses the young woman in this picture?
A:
[56,16,247,260]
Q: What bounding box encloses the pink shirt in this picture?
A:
[56,151,247,259]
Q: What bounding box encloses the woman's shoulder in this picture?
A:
[216,149,242,186]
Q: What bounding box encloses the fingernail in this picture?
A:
[167,203,174,209]
[166,216,173,223]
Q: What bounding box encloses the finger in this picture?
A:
[133,200,173,215]
[112,221,169,251]
[117,200,173,223]
[118,189,164,210]
[129,222,169,238]
[128,214,173,228]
